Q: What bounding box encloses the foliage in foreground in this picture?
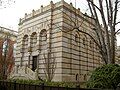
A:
[8,79,78,88]
[87,64,120,89]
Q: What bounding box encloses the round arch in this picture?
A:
[30,32,37,51]
[39,29,47,51]
[22,35,29,53]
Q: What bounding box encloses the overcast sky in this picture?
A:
[0,0,88,30]
[0,0,120,46]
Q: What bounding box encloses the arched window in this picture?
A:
[82,35,87,47]
[40,30,47,41]
[75,34,79,44]
[90,41,92,48]
[72,31,79,46]
[22,35,28,53]
[40,29,47,50]
[96,44,98,50]
[31,32,37,51]
[83,38,85,46]
[84,74,87,81]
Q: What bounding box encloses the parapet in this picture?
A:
[19,0,94,25]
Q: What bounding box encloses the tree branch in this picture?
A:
[115,29,120,35]
[86,0,105,54]
[115,21,120,25]
[113,0,119,28]
[87,0,94,17]
[87,0,101,12]
[75,27,107,64]
[105,0,110,24]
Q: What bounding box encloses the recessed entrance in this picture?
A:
[32,56,37,71]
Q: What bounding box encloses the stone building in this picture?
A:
[14,0,102,82]
[0,26,17,78]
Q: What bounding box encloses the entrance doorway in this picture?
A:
[32,56,38,71]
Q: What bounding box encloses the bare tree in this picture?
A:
[83,0,120,64]
[61,0,120,64]
[55,0,120,64]
[43,52,56,82]
[0,33,15,79]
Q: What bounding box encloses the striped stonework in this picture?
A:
[15,0,102,82]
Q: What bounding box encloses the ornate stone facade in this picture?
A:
[15,0,102,82]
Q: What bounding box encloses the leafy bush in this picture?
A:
[8,79,78,88]
[8,79,43,85]
[44,81,77,88]
[87,64,120,89]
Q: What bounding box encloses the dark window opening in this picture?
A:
[32,56,37,71]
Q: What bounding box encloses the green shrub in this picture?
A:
[8,79,78,88]
[87,64,120,89]
[8,79,43,85]
[44,81,77,88]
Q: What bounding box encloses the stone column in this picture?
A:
[28,36,32,68]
